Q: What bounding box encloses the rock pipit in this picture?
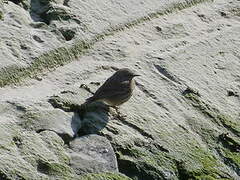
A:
[86,68,140,106]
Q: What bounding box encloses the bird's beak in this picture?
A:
[133,74,140,77]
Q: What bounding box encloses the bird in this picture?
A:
[86,68,140,106]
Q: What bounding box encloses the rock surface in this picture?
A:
[0,0,240,179]
[69,134,118,175]
[0,124,75,179]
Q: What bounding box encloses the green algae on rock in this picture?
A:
[183,89,240,137]
[78,172,132,180]
[0,40,90,87]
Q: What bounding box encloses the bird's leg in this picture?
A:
[112,106,127,118]
[100,104,110,112]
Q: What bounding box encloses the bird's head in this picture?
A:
[113,68,140,81]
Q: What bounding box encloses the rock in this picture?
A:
[47,89,110,136]
[0,0,240,179]
[20,106,81,143]
[0,0,217,86]
[0,124,76,179]
[4,99,81,143]
[69,135,118,175]
[4,2,32,25]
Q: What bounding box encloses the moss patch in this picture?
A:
[117,146,231,180]
[192,150,227,179]
[18,111,40,130]
[0,40,90,87]
[217,115,240,136]
[176,147,232,180]
[79,172,131,180]
[37,159,74,178]
[114,131,234,180]
[217,133,240,175]
[115,143,175,180]
[183,89,240,177]
[223,149,240,168]
[183,90,240,137]
[40,130,71,164]
[116,146,149,159]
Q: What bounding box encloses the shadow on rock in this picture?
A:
[48,94,110,138]
[74,101,110,137]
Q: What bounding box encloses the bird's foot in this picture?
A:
[112,106,127,119]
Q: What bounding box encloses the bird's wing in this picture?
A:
[91,80,130,101]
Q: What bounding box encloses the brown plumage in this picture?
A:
[86,68,140,106]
